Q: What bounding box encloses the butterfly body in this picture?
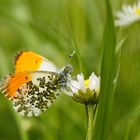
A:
[0,51,72,116]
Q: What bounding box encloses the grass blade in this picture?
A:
[124,104,140,140]
[93,0,117,139]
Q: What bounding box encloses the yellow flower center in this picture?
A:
[135,8,140,15]
[84,79,89,88]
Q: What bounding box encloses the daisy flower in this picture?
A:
[115,1,140,26]
[66,72,100,104]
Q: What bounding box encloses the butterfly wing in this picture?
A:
[0,71,61,117]
[15,51,57,72]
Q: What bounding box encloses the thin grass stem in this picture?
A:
[85,104,96,140]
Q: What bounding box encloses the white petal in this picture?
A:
[115,2,140,27]
[95,76,100,91]
[89,73,100,91]
[77,73,86,92]
[89,72,96,90]
[71,80,81,93]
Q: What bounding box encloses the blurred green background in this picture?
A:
[0,0,140,140]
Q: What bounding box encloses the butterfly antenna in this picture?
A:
[65,51,75,65]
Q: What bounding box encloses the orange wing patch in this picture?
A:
[0,73,31,99]
[15,51,44,72]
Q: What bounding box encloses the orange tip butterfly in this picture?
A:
[0,51,74,117]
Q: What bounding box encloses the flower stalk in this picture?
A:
[86,103,97,140]
[65,72,100,140]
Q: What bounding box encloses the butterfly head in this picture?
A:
[63,64,73,75]
[58,64,73,89]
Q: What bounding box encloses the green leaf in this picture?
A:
[93,0,117,139]
[124,104,140,140]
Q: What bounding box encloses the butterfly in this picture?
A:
[0,51,73,117]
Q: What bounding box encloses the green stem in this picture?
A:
[67,11,83,72]
[85,104,96,140]
[124,105,140,140]
[72,35,83,72]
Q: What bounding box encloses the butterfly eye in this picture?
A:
[64,64,73,74]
